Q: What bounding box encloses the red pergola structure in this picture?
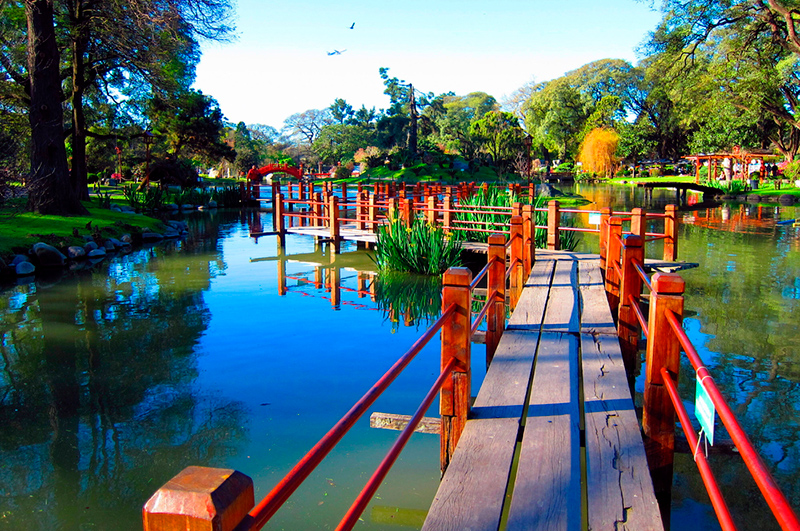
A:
[683,147,773,184]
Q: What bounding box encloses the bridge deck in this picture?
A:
[422,251,664,531]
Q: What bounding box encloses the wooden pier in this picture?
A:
[422,250,663,530]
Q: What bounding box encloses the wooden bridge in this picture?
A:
[142,185,799,531]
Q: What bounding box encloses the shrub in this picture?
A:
[373,214,463,275]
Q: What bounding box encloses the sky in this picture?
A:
[193,0,663,130]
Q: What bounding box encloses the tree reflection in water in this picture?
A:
[0,214,247,530]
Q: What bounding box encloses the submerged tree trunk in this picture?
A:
[25,0,87,215]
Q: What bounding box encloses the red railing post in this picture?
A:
[598,207,612,275]
[368,193,378,233]
[313,192,323,228]
[427,195,438,226]
[617,234,644,375]
[522,204,536,277]
[274,193,285,237]
[143,466,254,531]
[356,191,366,230]
[330,195,340,243]
[486,234,506,366]
[443,194,453,232]
[632,207,646,240]
[642,272,685,508]
[440,267,472,473]
[664,204,678,261]
[510,215,524,309]
[604,217,623,313]
[401,197,413,228]
[547,200,560,250]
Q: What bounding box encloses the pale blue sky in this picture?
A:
[193,0,663,129]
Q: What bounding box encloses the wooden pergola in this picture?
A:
[683,147,772,184]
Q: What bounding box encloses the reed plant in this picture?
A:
[373,213,463,275]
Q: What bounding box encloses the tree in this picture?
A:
[149,89,234,162]
[312,124,375,164]
[427,92,498,156]
[469,110,525,176]
[330,98,354,125]
[3,0,234,213]
[578,128,619,177]
[283,109,332,145]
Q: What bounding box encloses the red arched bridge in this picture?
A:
[250,163,303,181]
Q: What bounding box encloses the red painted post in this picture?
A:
[511,201,522,218]
[440,267,472,473]
[598,207,612,274]
[368,193,378,233]
[427,196,438,226]
[313,192,323,228]
[547,200,560,251]
[605,217,623,313]
[274,193,285,236]
[330,195,340,243]
[142,466,254,531]
[617,234,644,375]
[631,207,646,240]
[642,273,685,508]
[510,215,524,309]
[486,235,506,366]
[341,182,348,204]
[522,204,535,277]
[442,194,453,233]
[664,204,678,261]
[402,197,413,228]
[356,190,366,231]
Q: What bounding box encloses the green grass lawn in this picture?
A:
[0,200,165,260]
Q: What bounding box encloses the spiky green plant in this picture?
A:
[373,214,463,275]
[455,187,517,243]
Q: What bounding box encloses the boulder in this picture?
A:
[164,229,181,239]
[106,237,123,248]
[87,248,107,258]
[10,254,29,267]
[746,194,761,202]
[16,261,35,276]
[32,242,67,267]
[103,240,116,251]
[67,246,86,259]
[121,233,133,244]
[84,241,99,252]
[779,194,797,205]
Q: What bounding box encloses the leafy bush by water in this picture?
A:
[373,214,463,275]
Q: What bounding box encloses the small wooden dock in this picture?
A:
[422,250,664,531]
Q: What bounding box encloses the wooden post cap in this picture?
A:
[623,234,643,247]
[443,267,472,287]
[651,272,685,294]
[143,466,254,531]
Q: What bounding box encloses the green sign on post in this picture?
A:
[695,375,716,445]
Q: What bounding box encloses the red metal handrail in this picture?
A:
[246,302,458,529]
[664,310,800,531]
[335,357,458,530]
[661,367,737,531]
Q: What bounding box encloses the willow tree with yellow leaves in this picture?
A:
[578,128,619,177]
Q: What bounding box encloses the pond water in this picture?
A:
[0,184,798,530]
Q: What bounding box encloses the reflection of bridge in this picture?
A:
[639,181,722,204]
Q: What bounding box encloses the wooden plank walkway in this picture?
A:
[422,251,664,531]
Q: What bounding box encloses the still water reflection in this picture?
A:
[1,184,799,530]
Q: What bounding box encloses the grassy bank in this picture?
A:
[0,200,165,261]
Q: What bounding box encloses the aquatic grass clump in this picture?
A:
[456,187,516,243]
[373,214,463,275]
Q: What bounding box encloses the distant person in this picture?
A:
[247,165,260,182]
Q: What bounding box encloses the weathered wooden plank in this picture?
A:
[369,412,440,434]
[541,260,580,334]
[507,259,555,331]
[423,330,540,531]
[506,332,581,531]
[581,331,664,531]
[578,257,618,336]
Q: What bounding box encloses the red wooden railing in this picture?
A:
[142,232,528,531]
[605,219,800,531]
[265,180,680,261]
